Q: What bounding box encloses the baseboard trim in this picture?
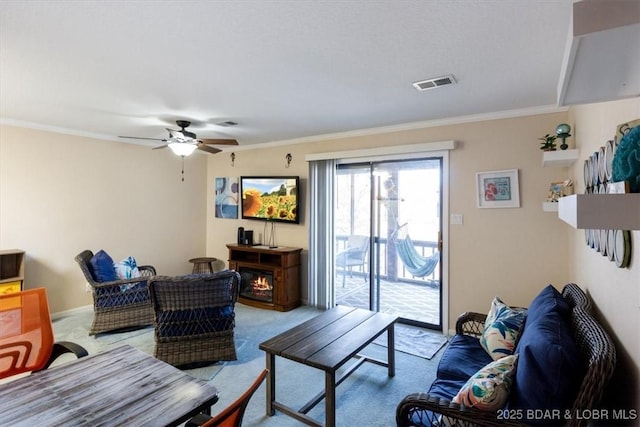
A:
[51,304,93,320]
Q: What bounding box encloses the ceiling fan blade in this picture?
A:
[119,136,167,142]
[199,138,239,146]
[152,144,169,150]
[197,144,222,154]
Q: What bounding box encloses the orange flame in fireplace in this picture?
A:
[252,276,273,292]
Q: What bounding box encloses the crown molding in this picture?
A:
[1,103,568,151]
[231,104,569,151]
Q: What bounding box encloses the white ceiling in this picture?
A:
[1,0,578,148]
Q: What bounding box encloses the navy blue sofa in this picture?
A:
[396,284,616,427]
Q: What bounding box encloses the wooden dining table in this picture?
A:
[0,344,219,426]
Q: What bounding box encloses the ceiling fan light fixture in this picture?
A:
[168,142,198,156]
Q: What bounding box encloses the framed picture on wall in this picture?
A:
[215,177,239,219]
[476,169,520,208]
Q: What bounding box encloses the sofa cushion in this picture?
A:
[480,297,527,360]
[510,302,581,423]
[437,334,493,381]
[428,377,468,401]
[408,378,469,427]
[526,284,570,326]
[89,249,118,282]
[453,354,518,411]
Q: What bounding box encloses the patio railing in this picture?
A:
[336,235,440,286]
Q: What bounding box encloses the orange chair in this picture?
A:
[0,288,87,380]
[186,369,268,427]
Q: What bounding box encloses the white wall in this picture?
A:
[0,125,208,312]
[206,111,573,324]
[2,102,637,406]
[568,97,640,411]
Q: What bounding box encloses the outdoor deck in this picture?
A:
[335,273,440,327]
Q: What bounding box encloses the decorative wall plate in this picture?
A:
[606,230,616,261]
[591,152,599,187]
[604,139,616,181]
[583,159,591,189]
[598,146,606,184]
[614,230,631,268]
[612,123,640,192]
[599,229,607,256]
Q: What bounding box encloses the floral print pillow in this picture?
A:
[480,297,526,360]
[453,354,518,411]
[113,256,142,291]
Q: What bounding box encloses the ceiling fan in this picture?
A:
[119,120,238,157]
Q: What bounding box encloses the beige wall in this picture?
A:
[0,125,208,312]
[206,111,573,327]
[2,103,637,403]
[567,97,640,409]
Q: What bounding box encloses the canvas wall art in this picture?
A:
[215,177,239,219]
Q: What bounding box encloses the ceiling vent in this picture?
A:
[412,75,456,91]
[216,120,238,127]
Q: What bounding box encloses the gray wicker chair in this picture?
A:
[148,270,241,368]
[75,250,156,335]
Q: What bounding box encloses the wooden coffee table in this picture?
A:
[259,306,398,427]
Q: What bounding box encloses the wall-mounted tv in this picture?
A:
[240,176,300,224]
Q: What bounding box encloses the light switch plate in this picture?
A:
[451,214,463,225]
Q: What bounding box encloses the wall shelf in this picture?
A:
[0,249,25,295]
[558,194,640,230]
[542,149,580,167]
[557,0,640,106]
[543,202,559,212]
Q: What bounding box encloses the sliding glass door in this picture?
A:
[334,158,443,329]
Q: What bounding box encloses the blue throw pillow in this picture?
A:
[510,309,580,423]
[89,249,118,282]
[526,285,570,326]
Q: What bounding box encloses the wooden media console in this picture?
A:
[227,244,302,312]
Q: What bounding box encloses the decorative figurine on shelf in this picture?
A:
[547,179,574,202]
[556,123,572,150]
[538,133,557,151]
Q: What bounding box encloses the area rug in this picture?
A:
[373,324,448,360]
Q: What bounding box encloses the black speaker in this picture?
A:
[237,227,244,245]
[244,230,254,246]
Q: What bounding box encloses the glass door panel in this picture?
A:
[334,158,442,329]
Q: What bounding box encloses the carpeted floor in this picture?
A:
[51,303,446,426]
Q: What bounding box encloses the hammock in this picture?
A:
[396,234,440,277]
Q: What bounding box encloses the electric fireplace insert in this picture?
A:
[239,267,274,303]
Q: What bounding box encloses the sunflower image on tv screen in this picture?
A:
[241,177,299,223]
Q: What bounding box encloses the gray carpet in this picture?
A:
[373,324,448,360]
[51,303,444,426]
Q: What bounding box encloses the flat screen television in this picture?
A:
[240,176,300,224]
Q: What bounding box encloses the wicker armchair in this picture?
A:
[148,270,241,368]
[75,250,156,335]
[396,284,616,427]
